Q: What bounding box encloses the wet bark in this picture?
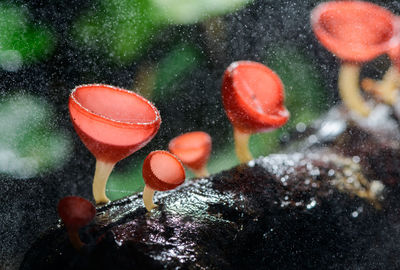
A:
[20,105,400,269]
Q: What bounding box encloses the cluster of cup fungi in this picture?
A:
[59,59,289,250]
[57,0,398,251]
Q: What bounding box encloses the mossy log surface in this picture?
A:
[21,105,400,269]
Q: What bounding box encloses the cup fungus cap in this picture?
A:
[58,196,96,230]
[388,17,400,71]
[69,84,161,163]
[222,61,289,134]
[168,131,212,170]
[311,1,396,63]
[142,150,186,192]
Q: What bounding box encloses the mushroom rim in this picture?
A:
[168,131,212,152]
[70,84,161,127]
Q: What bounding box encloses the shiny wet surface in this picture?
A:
[21,104,400,269]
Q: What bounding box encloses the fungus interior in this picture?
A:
[73,85,156,123]
[224,61,288,134]
[69,84,161,163]
[233,64,283,115]
[320,8,393,45]
[312,1,394,62]
[150,153,185,185]
[169,132,211,168]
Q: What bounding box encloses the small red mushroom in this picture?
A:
[142,150,186,211]
[311,1,396,116]
[222,61,289,163]
[168,131,212,177]
[57,196,96,250]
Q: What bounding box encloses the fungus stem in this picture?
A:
[377,65,399,104]
[67,229,84,251]
[338,63,370,117]
[362,65,400,105]
[143,185,157,211]
[93,160,114,205]
[233,127,253,163]
[192,167,209,178]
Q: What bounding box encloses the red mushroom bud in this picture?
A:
[311,1,396,116]
[222,61,289,163]
[168,131,212,178]
[142,150,186,211]
[57,196,96,250]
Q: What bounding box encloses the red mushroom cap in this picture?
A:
[69,84,161,163]
[311,1,395,63]
[168,131,212,170]
[388,17,400,71]
[222,61,289,134]
[58,196,96,230]
[142,150,186,191]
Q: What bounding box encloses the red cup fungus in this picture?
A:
[222,60,289,163]
[57,196,96,251]
[142,150,186,211]
[168,131,212,177]
[69,84,161,205]
[311,1,396,116]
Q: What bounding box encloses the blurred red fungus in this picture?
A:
[69,84,161,204]
[311,1,396,116]
[222,61,289,163]
[168,131,212,177]
[142,150,186,211]
[58,196,96,250]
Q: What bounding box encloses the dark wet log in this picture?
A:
[20,105,400,269]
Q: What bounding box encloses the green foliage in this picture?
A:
[73,0,159,65]
[0,95,71,178]
[72,0,253,64]
[150,0,253,24]
[265,45,327,130]
[153,44,202,100]
[106,161,144,200]
[0,3,54,69]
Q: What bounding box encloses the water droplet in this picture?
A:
[306,200,316,209]
[347,177,354,184]
[296,122,306,132]
[308,135,318,144]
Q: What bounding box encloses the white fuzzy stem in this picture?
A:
[338,63,370,117]
[93,160,114,205]
[233,127,253,163]
[143,185,157,211]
